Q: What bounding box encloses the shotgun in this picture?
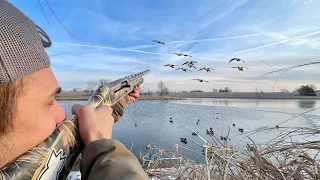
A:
[0,69,150,180]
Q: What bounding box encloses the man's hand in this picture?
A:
[72,105,114,145]
[119,85,140,107]
[71,85,140,145]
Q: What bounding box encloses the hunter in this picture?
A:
[0,0,149,179]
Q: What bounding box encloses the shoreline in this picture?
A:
[56,91,320,101]
[56,92,184,101]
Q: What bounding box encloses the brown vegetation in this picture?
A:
[142,126,320,179]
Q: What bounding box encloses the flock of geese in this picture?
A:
[153,40,248,83]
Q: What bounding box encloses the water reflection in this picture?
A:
[297,100,317,109]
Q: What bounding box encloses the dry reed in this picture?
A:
[142,125,320,180]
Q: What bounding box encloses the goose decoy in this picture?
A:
[231,66,248,71]
[232,124,235,127]
[206,129,214,135]
[175,68,192,72]
[191,78,209,83]
[192,131,198,136]
[163,64,178,68]
[153,40,165,45]
[180,138,187,144]
[238,128,244,133]
[246,144,254,151]
[229,58,245,64]
[198,67,214,72]
[220,136,227,141]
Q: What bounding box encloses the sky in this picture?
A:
[9,0,320,92]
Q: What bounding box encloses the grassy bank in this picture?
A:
[169,92,320,100]
[56,91,183,101]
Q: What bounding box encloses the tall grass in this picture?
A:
[142,111,320,180]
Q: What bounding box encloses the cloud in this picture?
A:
[235,30,320,54]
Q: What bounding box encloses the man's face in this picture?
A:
[12,67,66,154]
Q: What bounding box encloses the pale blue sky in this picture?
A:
[9,0,320,92]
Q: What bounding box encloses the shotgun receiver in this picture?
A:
[0,69,150,180]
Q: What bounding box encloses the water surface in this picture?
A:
[59,98,320,163]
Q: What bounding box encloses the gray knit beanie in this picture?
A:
[0,0,51,84]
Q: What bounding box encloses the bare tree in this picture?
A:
[99,78,112,86]
[157,81,169,96]
[309,84,317,91]
[164,87,169,96]
[86,80,98,94]
[281,89,289,93]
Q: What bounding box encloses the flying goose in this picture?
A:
[229,58,245,64]
[192,78,209,83]
[153,40,165,45]
[163,64,178,68]
[198,67,214,72]
[231,66,248,71]
[172,53,192,57]
[175,68,192,72]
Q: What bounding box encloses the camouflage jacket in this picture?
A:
[80,102,149,180]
